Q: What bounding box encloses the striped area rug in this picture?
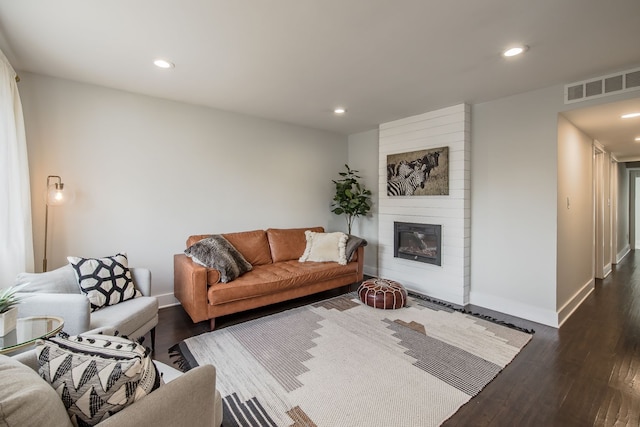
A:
[171,292,532,427]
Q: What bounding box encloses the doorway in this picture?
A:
[594,144,613,279]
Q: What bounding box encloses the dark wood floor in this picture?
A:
[153,251,640,427]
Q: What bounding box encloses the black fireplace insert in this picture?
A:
[394,222,441,266]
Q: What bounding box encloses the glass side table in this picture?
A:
[0,316,64,355]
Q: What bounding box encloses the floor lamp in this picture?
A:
[43,175,73,272]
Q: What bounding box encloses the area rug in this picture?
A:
[170,292,532,427]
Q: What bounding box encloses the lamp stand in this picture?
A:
[43,175,64,273]
[43,202,49,272]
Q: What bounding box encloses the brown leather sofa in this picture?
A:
[174,227,364,329]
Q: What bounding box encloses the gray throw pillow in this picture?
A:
[185,235,253,283]
[14,264,81,294]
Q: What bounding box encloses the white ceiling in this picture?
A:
[1,1,639,154]
[563,97,640,162]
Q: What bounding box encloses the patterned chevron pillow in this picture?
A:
[67,253,140,311]
[36,333,162,426]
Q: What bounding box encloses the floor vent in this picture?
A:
[565,67,640,104]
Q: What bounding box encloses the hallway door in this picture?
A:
[595,148,604,279]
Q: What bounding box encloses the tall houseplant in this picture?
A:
[331,164,372,235]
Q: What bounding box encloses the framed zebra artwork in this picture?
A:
[386,147,449,196]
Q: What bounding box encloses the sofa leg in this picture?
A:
[209,318,216,331]
[150,327,156,352]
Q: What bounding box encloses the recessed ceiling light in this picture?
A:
[334,108,347,114]
[635,137,640,142]
[154,59,175,69]
[503,45,528,57]
[621,112,640,119]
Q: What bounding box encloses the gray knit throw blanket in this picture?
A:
[184,235,253,283]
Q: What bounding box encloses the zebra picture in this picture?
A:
[387,163,428,196]
[387,146,449,196]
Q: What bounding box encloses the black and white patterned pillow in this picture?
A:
[67,253,140,311]
[36,333,162,426]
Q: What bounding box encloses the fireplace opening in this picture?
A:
[394,222,441,266]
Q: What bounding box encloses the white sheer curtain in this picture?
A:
[0,49,34,287]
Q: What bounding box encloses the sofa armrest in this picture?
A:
[354,245,364,282]
[16,293,90,336]
[100,365,220,427]
[130,267,152,297]
[174,254,210,323]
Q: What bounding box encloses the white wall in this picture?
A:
[19,72,348,306]
[347,129,379,276]
[630,170,640,250]
[17,69,639,324]
[616,163,630,262]
[556,114,594,324]
[471,83,639,327]
[471,86,560,326]
[636,176,640,247]
[378,104,471,305]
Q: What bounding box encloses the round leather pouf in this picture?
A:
[357,278,407,309]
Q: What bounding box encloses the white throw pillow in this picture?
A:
[299,231,348,265]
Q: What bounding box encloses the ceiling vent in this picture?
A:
[565,67,640,104]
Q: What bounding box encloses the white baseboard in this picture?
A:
[557,278,594,327]
[469,291,559,328]
[603,263,612,278]
[406,284,466,307]
[616,245,631,264]
[558,279,596,326]
[156,292,180,309]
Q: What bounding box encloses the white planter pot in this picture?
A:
[0,306,18,336]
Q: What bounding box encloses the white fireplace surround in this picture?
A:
[378,104,471,305]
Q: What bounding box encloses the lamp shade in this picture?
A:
[44,181,75,206]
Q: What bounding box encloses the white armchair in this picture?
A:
[14,264,159,350]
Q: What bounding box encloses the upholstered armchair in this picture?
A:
[14,264,158,349]
[2,348,222,427]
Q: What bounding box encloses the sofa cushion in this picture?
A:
[0,354,73,427]
[207,259,357,305]
[266,227,324,263]
[68,253,141,311]
[222,230,273,266]
[299,231,348,265]
[36,333,162,426]
[89,296,159,337]
[14,264,81,294]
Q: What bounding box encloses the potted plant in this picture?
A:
[0,284,24,336]
[331,164,372,235]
